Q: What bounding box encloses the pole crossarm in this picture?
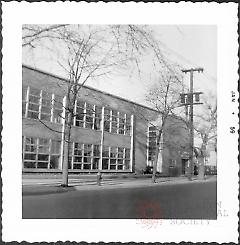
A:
[182,68,204,73]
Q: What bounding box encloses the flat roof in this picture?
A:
[22,64,158,113]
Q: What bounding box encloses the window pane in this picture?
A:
[24,153,36,160]
[50,155,59,169]
[110,147,117,158]
[41,106,51,114]
[38,154,49,161]
[104,109,111,120]
[110,164,116,170]
[28,103,39,112]
[117,148,124,158]
[73,156,82,162]
[76,121,84,127]
[124,160,130,170]
[51,140,61,154]
[93,145,100,157]
[40,114,51,121]
[111,126,117,134]
[83,164,91,169]
[25,145,37,152]
[73,164,82,169]
[28,111,39,119]
[85,121,93,129]
[104,121,110,132]
[53,96,63,123]
[93,118,101,130]
[39,138,49,145]
[112,110,118,117]
[110,159,116,165]
[53,109,62,123]
[102,146,109,157]
[24,161,36,168]
[117,159,123,165]
[25,137,36,145]
[102,158,109,170]
[92,158,99,169]
[117,165,123,170]
[83,157,91,163]
[125,149,130,159]
[37,162,48,168]
[76,107,84,120]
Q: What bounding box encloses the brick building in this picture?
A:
[22,65,190,176]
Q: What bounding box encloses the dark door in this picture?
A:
[181,159,187,175]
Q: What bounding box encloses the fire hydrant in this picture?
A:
[97,171,102,186]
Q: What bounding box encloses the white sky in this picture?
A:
[22,25,217,106]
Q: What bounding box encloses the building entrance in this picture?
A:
[181,159,188,175]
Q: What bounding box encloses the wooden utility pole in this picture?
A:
[181,68,203,181]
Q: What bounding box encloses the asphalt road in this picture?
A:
[22,179,217,219]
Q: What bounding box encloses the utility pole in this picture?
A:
[181,68,203,181]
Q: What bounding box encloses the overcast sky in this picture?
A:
[23,25,217,106]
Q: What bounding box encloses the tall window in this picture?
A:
[104,109,111,132]
[53,95,63,123]
[28,87,41,119]
[85,104,94,129]
[22,137,61,169]
[118,112,125,135]
[148,126,157,164]
[23,86,63,124]
[68,143,100,170]
[102,145,130,170]
[75,100,85,127]
[40,91,51,121]
[94,106,102,130]
[111,110,118,134]
[103,108,131,135]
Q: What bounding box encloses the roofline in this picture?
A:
[22,64,158,113]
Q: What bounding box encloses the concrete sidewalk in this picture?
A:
[22,175,216,195]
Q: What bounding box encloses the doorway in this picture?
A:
[181,159,188,175]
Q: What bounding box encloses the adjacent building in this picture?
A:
[22,65,190,176]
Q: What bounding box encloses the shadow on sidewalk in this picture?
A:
[22,185,76,196]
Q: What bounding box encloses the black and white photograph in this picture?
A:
[1,2,238,243]
[21,24,217,220]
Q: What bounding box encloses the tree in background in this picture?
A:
[194,94,217,178]
[145,65,186,183]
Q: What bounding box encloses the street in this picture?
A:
[22,178,217,219]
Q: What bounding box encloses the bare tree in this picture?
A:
[193,95,217,178]
[145,66,186,183]
[23,24,170,186]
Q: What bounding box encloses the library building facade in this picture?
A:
[22,65,190,176]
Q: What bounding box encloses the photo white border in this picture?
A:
[2,2,239,243]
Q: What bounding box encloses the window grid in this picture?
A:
[23,137,61,169]
[23,86,132,134]
[148,126,157,162]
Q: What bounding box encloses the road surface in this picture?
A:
[23,178,217,219]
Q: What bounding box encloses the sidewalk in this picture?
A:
[22,174,216,195]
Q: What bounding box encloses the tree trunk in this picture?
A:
[152,130,162,183]
[198,143,206,180]
[62,112,72,187]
